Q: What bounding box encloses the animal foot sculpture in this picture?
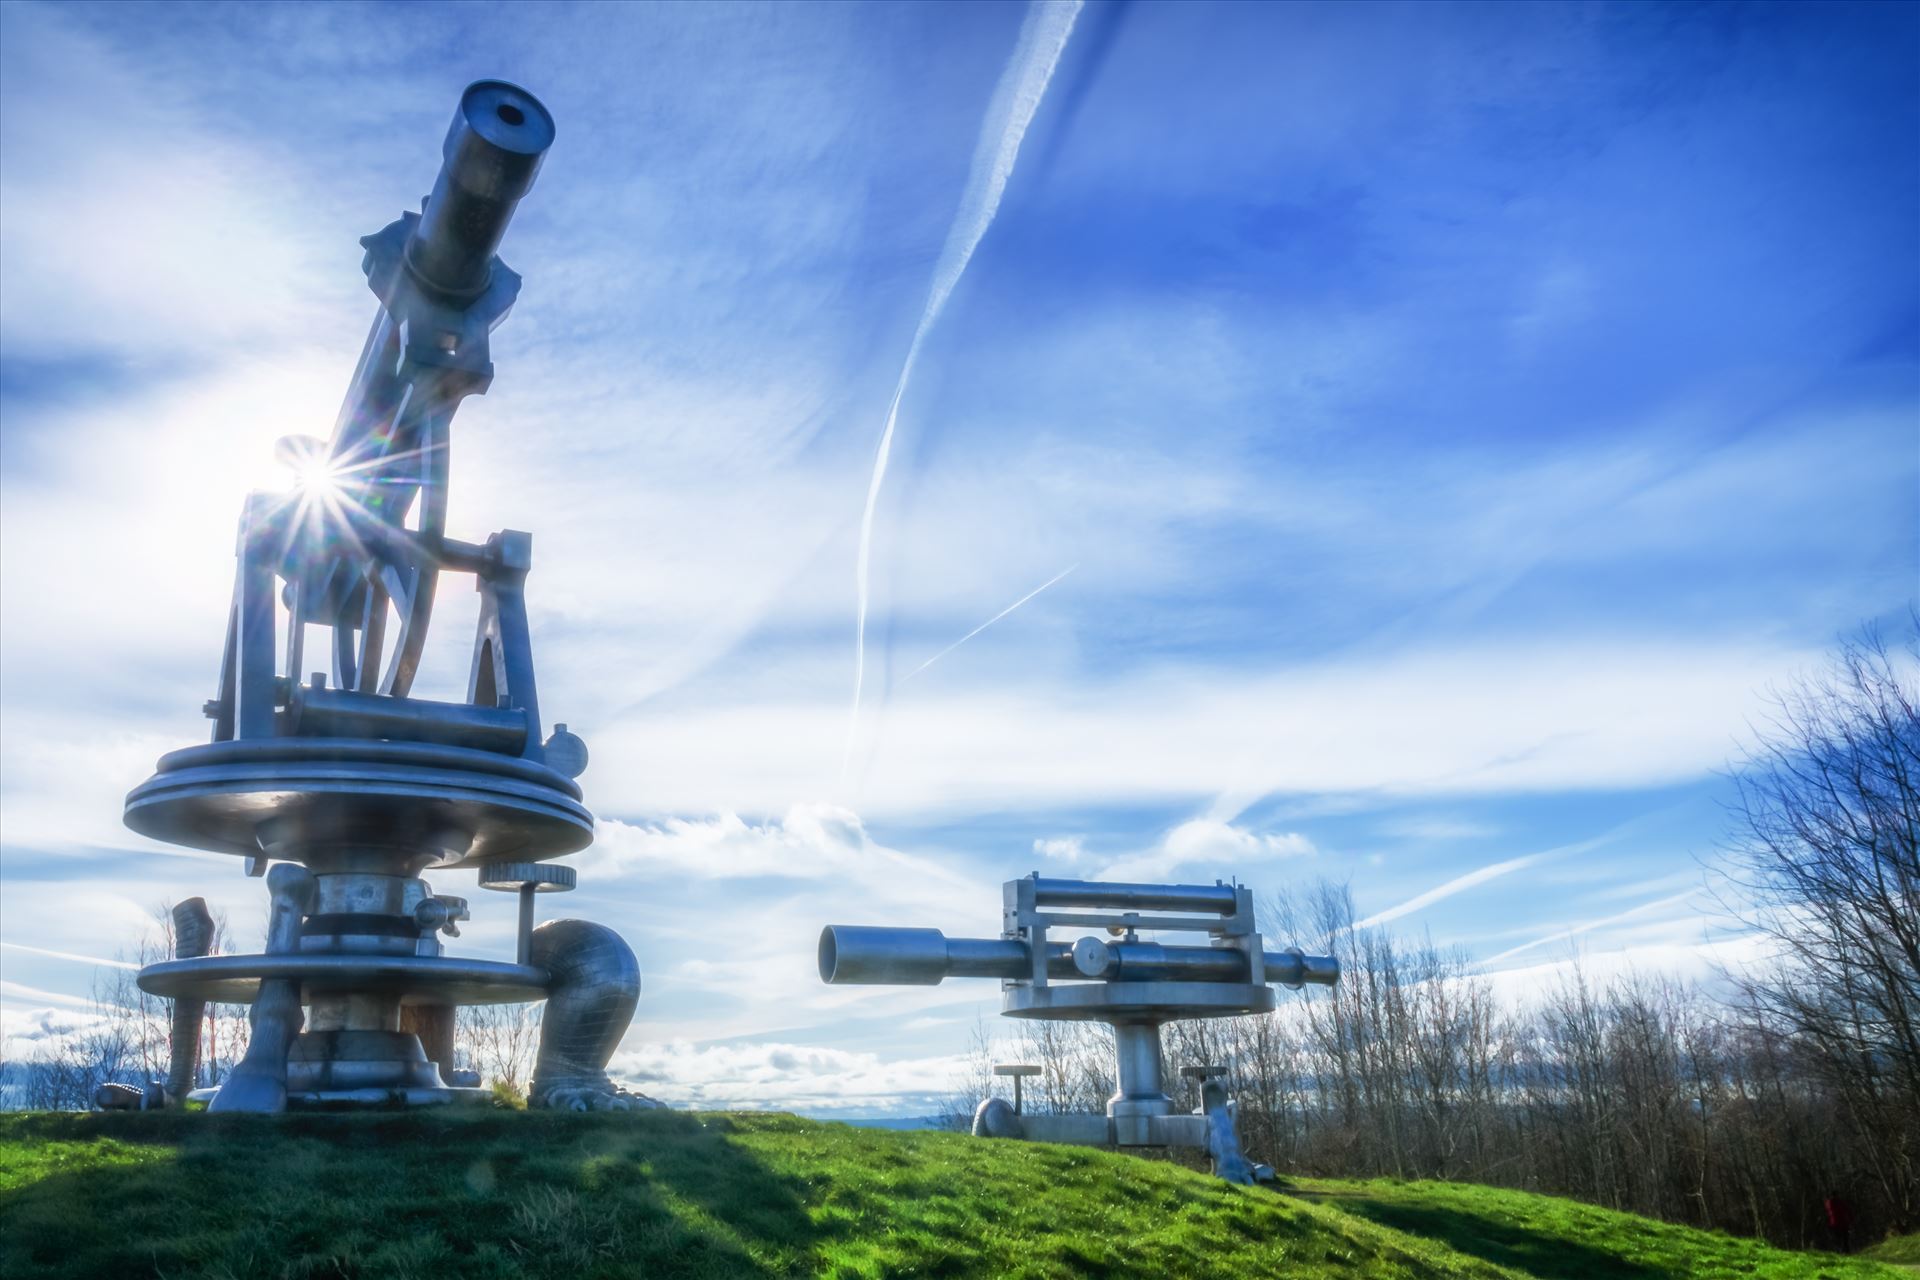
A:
[539,1083,664,1112]
[526,919,657,1111]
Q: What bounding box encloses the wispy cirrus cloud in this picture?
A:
[1481,888,1707,968]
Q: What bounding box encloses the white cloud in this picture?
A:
[608,1038,978,1115]
[1033,835,1084,862]
[590,640,1820,820]
[603,925,1780,1114]
[1375,816,1500,842]
[0,5,350,362]
[1098,819,1315,883]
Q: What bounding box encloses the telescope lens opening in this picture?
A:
[496,103,526,127]
[818,929,837,983]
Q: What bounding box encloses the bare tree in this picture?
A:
[457,1001,544,1097]
[1720,623,1920,1232]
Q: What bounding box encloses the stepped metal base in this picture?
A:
[1001,981,1276,1021]
[288,1029,443,1092]
[138,953,550,1006]
[124,738,592,869]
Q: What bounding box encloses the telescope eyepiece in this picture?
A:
[448,81,556,199]
[405,80,555,299]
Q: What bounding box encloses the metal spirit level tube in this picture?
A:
[1031,878,1239,914]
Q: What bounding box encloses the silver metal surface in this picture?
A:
[1001,981,1278,1021]
[1031,878,1240,914]
[992,1062,1041,1114]
[819,872,1338,1176]
[528,919,659,1111]
[122,82,647,1114]
[125,739,592,869]
[817,926,1054,985]
[1019,1113,1116,1146]
[479,862,576,964]
[289,687,531,755]
[138,953,551,1006]
[972,1096,1021,1138]
[1200,1077,1258,1184]
[407,81,554,298]
[211,865,316,1113]
[167,898,215,1102]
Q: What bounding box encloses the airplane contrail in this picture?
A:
[1480,888,1701,967]
[1351,852,1554,931]
[1350,828,1626,931]
[0,940,139,970]
[843,0,1085,782]
[903,564,1077,683]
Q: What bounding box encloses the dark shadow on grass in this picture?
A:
[0,1110,825,1280]
[1330,1199,1665,1280]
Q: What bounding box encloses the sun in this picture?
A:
[275,433,340,499]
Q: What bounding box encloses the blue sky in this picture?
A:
[1,0,1915,1114]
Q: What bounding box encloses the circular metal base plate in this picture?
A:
[1001,981,1277,1022]
[138,953,549,1006]
[123,739,591,868]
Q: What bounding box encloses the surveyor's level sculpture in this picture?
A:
[822,875,1338,1182]
[126,81,648,1112]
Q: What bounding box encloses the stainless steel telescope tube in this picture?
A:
[406,80,556,298]
[818,927,1071,985]
[819,926,1339,988]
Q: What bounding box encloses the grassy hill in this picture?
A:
[1864,1234,1919,1269]
[0,1110,1901,1280]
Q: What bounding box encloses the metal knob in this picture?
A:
[479,862,576,964]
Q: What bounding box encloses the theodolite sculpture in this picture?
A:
[822,875,1338,1182]
[125,81,649,1112]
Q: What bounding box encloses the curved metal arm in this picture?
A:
[528,919,659,1112]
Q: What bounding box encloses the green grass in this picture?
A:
[1287,1176,1899,1280]
[0,1111,1901,1280]
[1864,1234,1920,1267]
